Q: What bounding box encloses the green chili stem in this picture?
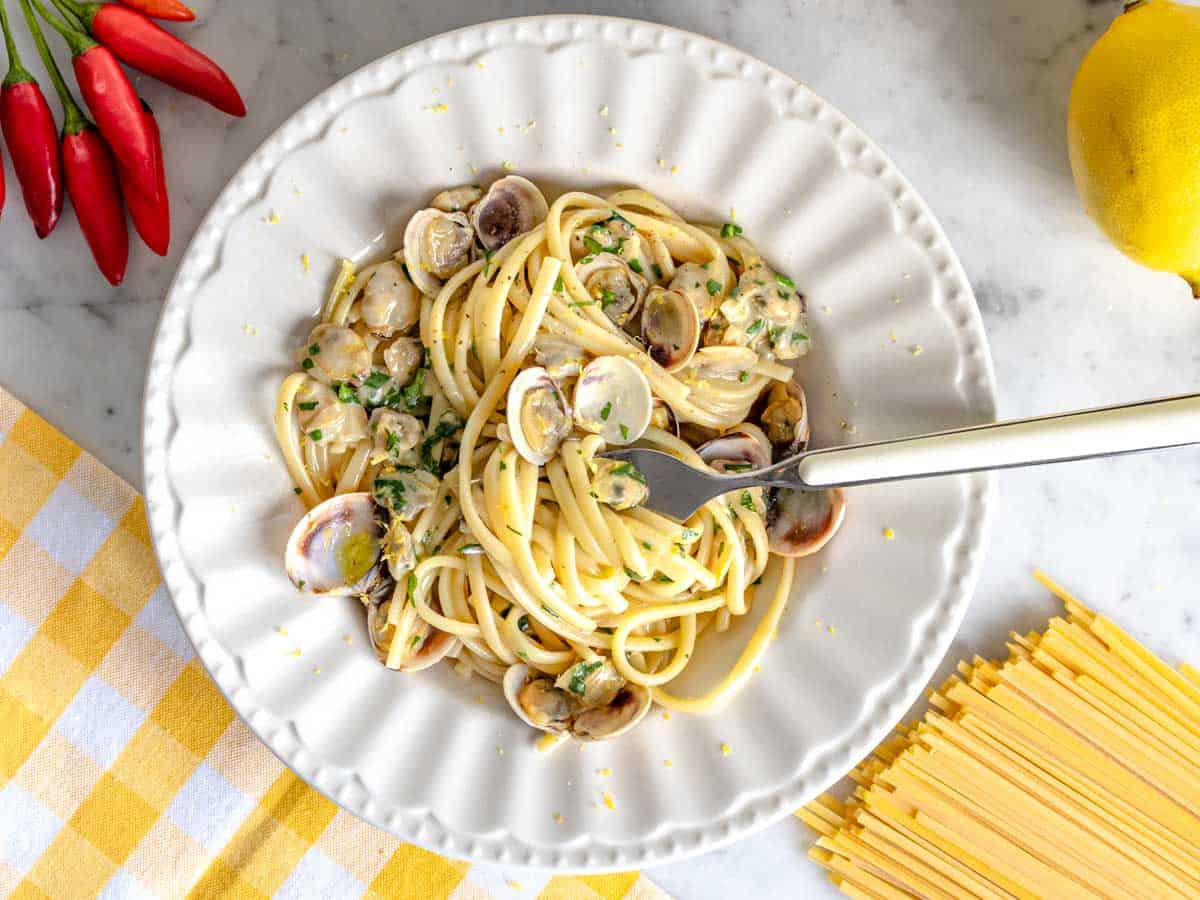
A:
[0,0,35,85]
[18,0,84,132]
[27,0,91,56]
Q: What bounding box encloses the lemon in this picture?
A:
[1068,0,1200,295]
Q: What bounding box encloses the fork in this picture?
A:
[600,392,1200,521]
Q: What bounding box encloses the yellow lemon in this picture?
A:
[1068,0,1200,295]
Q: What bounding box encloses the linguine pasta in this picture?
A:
[275,177,844,742]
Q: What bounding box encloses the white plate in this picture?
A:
[143,15,995,871]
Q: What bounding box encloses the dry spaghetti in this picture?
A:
[799,570,1200,898]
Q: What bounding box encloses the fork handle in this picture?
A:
[777,392,1200,490]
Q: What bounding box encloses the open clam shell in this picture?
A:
[572,356,652,445]
[285,492,387,596]
[506,366,572,465]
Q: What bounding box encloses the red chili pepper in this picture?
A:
[60,0,244,116]
[0,0,62,236]
[117,0,193,22]
[31,0,160,201]
[118,100,168,255]
[20,0,127,284]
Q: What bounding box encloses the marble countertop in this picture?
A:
[2,0,1198,896]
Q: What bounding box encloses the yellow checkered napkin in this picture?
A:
[0,386,668,900]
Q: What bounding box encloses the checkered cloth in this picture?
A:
[0,386,668,899]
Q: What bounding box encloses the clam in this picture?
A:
[379,517,415,581]
[306,401,369,453]
[589,458,648,510]
[533,334,585,381]
[575,255,647,328]
[431,183,483,213]
[572,684,651,741]
[502,662,651,741]
[766,487,846,557]
[506,367,572,465]
[403,208,474,295]
[760,381,810,458]
[367,597,457,670]
[573,356,652,445]
[372,466,440,519]
[669,262,722,323]
[294,381,338,424]
[382,336,424,387]
[688,346,760,382]
[697,425,772,473]
[641,286,700,372]
[304,324,372,384]
[285,492,387,596]
[360,260,420,336]
[504,664,573,733]
[719,262,809,360]
[369,408,423,463]
[649,399,680,436]
[470,175,548,252]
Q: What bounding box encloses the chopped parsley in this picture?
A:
[298,400,318,411]
[307,429,323,442]
[791,331,809,343]
[651,263,663,280]
[624,567,645,581]
[740,491,757,512]
[308,343,321,356]
[407,572,418,605]
[385,431,402,454]
[364,370,389,389]
[553,274,564,292]
[720,222,743,238]
[745,318,765,336]
[499,461,508,471]
[599,288,618,309]
[419,416,462,473]
[641,541,653,551]
[776,273,795,289]
[600,401,613,421]
[516,650,529,660]
[768,325,786,343]
[627,258,644,274]
[409,634,422,648]
[301,357,314,370]
[618,423,630,441]
[583,235,605,256]
[401,368,427,408]
[568,660,603,695]
[293,486,302,495]
[570,300,597,308]
[335,383,358,403]
[738,371,749,383]
[374,478,406,510]
[611,462,646,484]
[706,278,722,296]
[483,248,494,276]
[654,574,675,583]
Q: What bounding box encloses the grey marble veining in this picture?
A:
[2,1,1198,896]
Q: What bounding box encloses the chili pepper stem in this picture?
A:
[18,0,84,133]
[0,0,35,86]
[47,0,85,33]
[27,0,92,56]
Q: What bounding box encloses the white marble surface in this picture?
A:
[2,0,1198,896]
